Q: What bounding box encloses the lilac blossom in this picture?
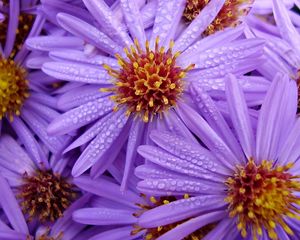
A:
[135,73,300,240]
[27,0,268,189]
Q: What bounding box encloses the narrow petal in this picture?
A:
[137,178,224,196]
[57,85,110,111]
[181,25,244,59]
[83,0,132,46]
[4,0,19,57]
[176,103,239,170]
[72,111,128,177]
[273,0,300,55]
[10,118,48,168]
[0,175,28,234]
[42,62,111,84]
[138,195,226,228]
[89,226,141,240]
[149,130,229,176]
[21,108,67,154]
[64,113,112,153]
[174,0,226,52]
[26,36,83,51]
[73,208,136,225]
[47,97,114,136]
[225,74,255,159]
[157,211,226,240]
[73,176,142,208]
[121,119,145,191]
[179,39,265,69]
[57,13,121,55]
[150,0,186,46]
[49,50,118,68]
[189,84,244,160]
[256,74,292,162]
[120,0,146,46]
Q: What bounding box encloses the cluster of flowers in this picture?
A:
[1,0,300,239]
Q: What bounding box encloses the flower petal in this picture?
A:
[57,13,121,55]
[47,97,114,136]
[225,74,255,159]
[138,195,226,228]
[0,175,28,234]
[72,111,129,177]
[42,61,111,84]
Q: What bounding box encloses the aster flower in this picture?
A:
[28,0,266,189]
[72,174,220,240]
[0,134,82,238]
[135,73,300,240]
[0,172,101,240]
[0,0,69,164]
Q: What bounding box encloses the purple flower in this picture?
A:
[0,135,90,239]
[28,0,267,189]
[135,73,300,240]
[0,0,69,162]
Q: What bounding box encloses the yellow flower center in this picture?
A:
[0,58,29,121]
[102,38,194,122]
[183,0,253,35]
[18,170,77,222]
[132,194,216,239]
[226,159,300,240]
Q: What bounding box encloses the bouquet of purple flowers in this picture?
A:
[1,0,300,239]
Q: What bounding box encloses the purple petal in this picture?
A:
[120,0,146,46]
[176,103,239,170]
[72,110,128,176]
[0,175,28,234]
[10,117,48,169]
[42,61,111,84]
[47,97,114,136]
[137,178,224,196]
[4,0,19,57]
[225,74,255,159]
[83,0,132,46]
[189,84,244,160]
[256,74,294,162]
[138,195,226,228]
[150,0,185,46]
[174,0,226,52]
[73,208,136,225]
[89,226,141,240]
[57,13,121,55]
[26,36,83,51]
[157,211,226,240]
[73,176,142,208]
[121,119,145,191]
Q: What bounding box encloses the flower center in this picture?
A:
[225,159,300,240]
[102,38,194,122]
[0,57,29,121]
[18,170,76,222]
[183,0,253,35]
[0,8,35,58]
[132,194,216,239]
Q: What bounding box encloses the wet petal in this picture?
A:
[42,61,111,84]
[48,97,114,136]
[138,195,226,228]
[225,74,255,159]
